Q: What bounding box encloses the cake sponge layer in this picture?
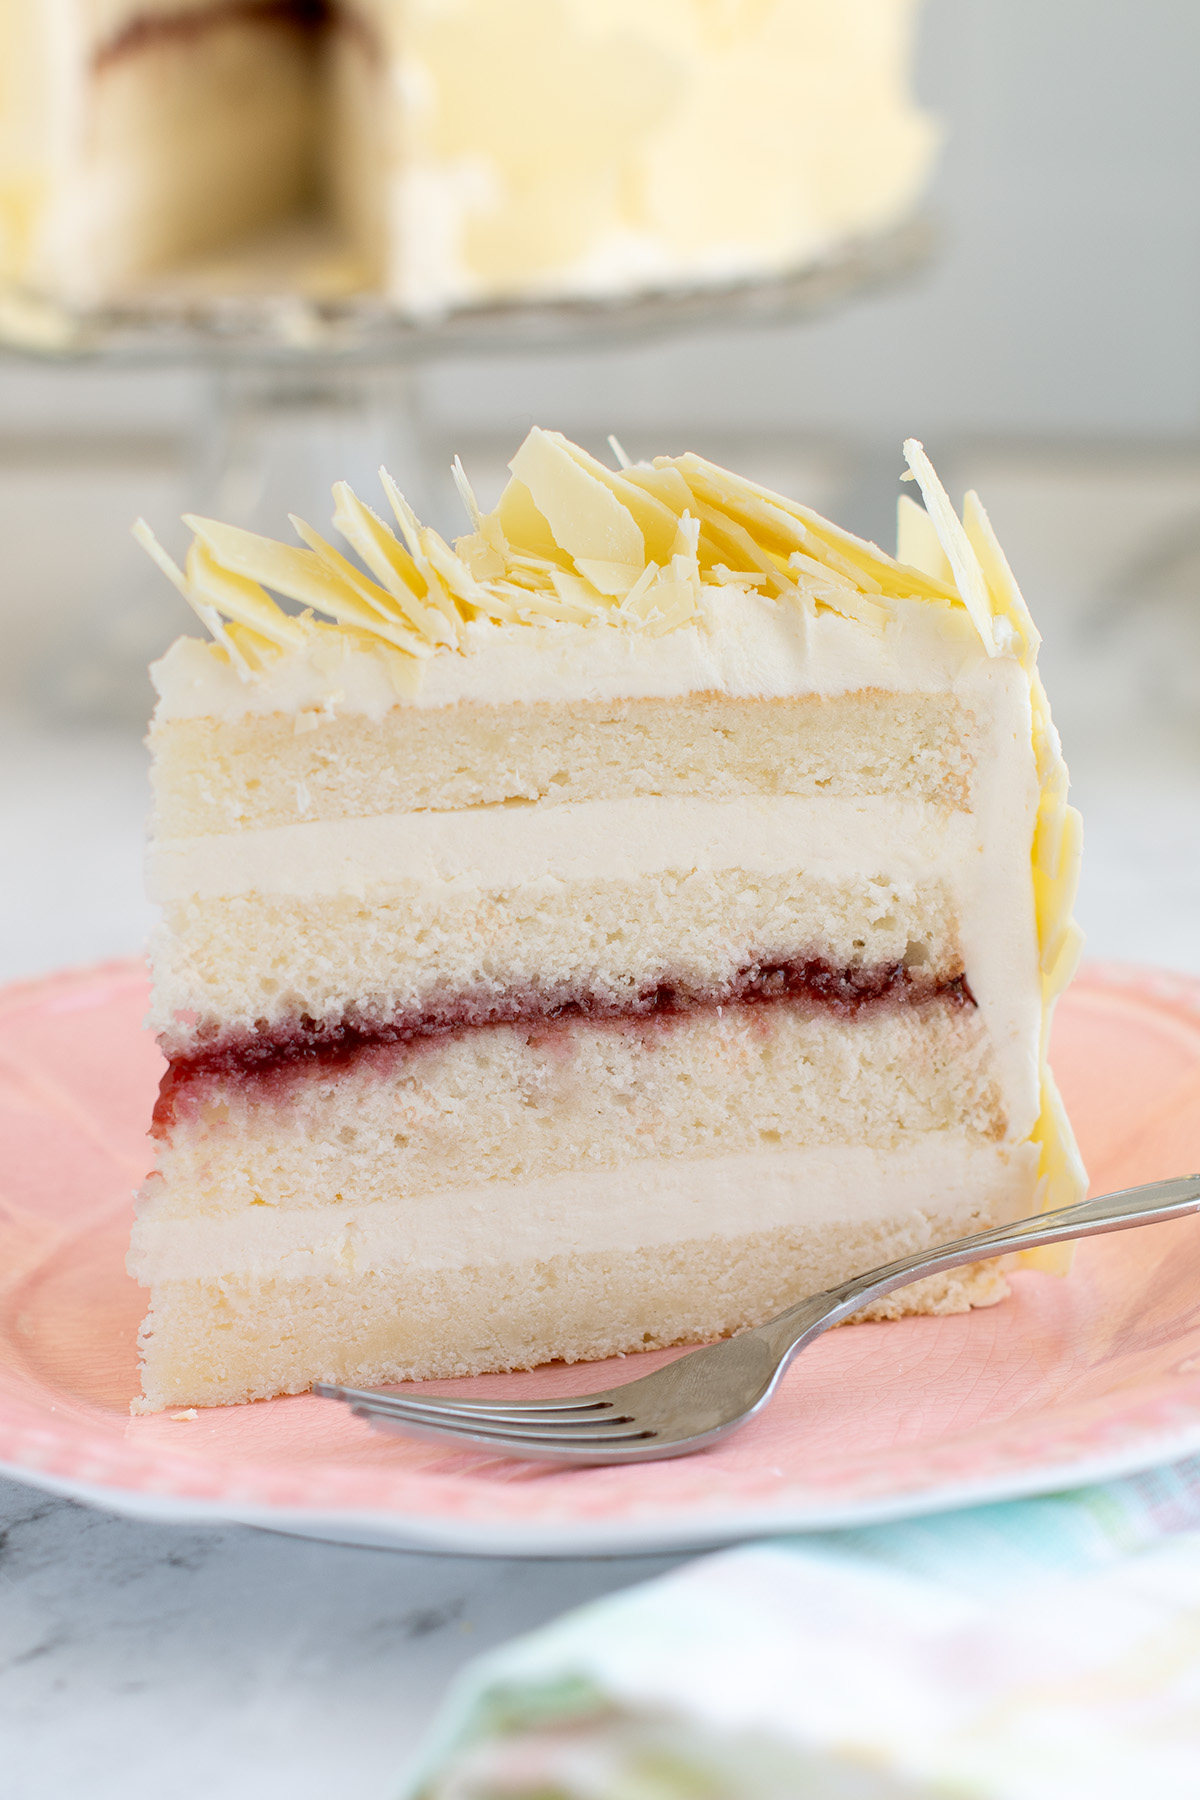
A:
[133,1223,1010,1412]
[151,865,962,1050]
[149,692,974,837]
[151,1001,1002,1217]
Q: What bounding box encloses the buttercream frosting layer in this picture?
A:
[130,1136,1036,1281]
[149,589,988,722]
[147,794,977,901]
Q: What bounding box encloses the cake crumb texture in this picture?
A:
[133,1235,1009,1413]
[148,1005,1003,1214]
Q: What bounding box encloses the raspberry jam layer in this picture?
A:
[153,959,973,1133]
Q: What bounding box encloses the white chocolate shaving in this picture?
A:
[510,427,646,567]
[896,492,954,588]
[902,440,996,653]
[139,432,989,670]
[451,455,483,531]
[185,543,307,653]
[962,490,1042,672]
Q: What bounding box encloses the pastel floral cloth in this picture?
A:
[405,1457,1200,1798]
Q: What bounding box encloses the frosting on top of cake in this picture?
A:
[149,587,994,722]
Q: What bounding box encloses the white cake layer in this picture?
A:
[148,1002,1007,1216]
[133,1226,1009,1409]
[150,868,962,1057]
[148,690,975,838]
[130,1136,1038,1284]
[135,1253,1010,1410]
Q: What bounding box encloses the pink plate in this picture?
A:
[3,960,1200,1556]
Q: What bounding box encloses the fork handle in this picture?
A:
[762,1173,1200,1363]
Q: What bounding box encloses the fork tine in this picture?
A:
[314,1381,625,1420]
[356,1422,658,1462]
[345,1396,643,1434]
[344,1392,645,1430]
[340,1393,630,1421]
[415,1399,618,1417]
[353,1401,637,1430]
[348,1403,656,1448]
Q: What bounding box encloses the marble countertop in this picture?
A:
[4,444,1200,1798]
[0,1482,685,1799]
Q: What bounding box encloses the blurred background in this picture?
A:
[2,0,1199,983]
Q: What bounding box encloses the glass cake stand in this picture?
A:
[0,214,934,555]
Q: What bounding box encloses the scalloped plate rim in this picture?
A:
[10,1413,1200,1558]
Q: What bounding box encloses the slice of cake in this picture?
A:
[2,1,939,313]
[129,430,1084,1412]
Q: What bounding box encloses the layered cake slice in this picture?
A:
[129,431,1084,1410]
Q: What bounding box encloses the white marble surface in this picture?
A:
[0,1481,683,1800]
[2,443,1200,1797]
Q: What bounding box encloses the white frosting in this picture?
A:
[149,590,981,722]
[146,795,975,902]
[129,1136,1038,1282]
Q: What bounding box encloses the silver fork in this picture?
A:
[314,1174,1200,1466]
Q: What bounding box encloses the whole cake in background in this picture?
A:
[129,429,1084,1412]
[0,0,940,313]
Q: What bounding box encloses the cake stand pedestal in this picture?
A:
[192,359,434,535]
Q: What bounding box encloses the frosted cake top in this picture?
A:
[137,428,1041,688]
